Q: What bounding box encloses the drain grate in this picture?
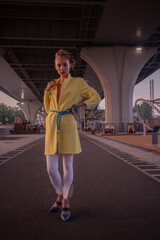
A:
[138,166,159,170]
[132,162,150,165]
[0,157,9,160]
[146,170,160,175]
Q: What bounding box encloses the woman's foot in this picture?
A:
[49,195,63,213]
[54,195,63,207]
[61,198,70,221]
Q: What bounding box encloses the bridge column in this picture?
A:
[81,46,156,132]
[17,101,42,124]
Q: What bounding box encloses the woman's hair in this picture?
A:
[55,49,76,69]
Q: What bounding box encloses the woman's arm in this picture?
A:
[43,90,51,115]
[79,78,101,108]
[71,79,101,115]
[71,101,86,116]
[76,101,86,108]
[43,81,57,114]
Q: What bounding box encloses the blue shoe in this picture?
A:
[61,207,70,221]
[49,200,62,213]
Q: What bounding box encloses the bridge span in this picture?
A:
[0,0,160,131]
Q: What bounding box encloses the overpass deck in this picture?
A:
[0,132,160,240]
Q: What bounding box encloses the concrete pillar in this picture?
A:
[17,101,43,124]
[81,46,156,132]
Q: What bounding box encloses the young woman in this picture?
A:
[44,49,101,221]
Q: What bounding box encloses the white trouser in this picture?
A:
[46,154,73,199]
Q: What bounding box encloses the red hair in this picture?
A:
[55,49,76,69]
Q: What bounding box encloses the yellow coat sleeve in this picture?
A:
[43,90,51,114]
[80,78,101,108]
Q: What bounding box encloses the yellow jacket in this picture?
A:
[43,74,101,155]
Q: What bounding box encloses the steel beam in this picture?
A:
[0,1,106,6]
[0,37,94,42]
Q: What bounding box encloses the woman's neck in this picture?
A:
[59,77,64,84]
[60,74,69,82]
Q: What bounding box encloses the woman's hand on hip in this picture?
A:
[45,81,57,91]
[71,107,76,118]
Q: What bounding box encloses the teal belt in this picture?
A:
[50,104,78,152]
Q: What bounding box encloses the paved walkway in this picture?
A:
[0,134,45,155]
[103,133,160,151]
[0,134,160,240]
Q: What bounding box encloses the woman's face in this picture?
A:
[55,56,71,78]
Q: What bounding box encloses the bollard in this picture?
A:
[152,132,158,144]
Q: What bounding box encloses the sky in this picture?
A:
[133,68,160,103]
[0,92,18,108]
[0,68,160,109]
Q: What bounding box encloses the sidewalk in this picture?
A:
[0,134,45,155]
[103,133,160,152]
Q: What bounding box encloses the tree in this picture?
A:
[0,103,25,124]
[13,106,25,121]
[140,102,152,120]
[133,104,140,115]
[133,103,152,121]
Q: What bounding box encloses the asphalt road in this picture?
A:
[0,136,160,240]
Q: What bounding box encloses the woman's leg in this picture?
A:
[61,154,73,219]
[46,154,63,197]
[62,154,73,199]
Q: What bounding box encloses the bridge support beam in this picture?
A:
[81,46,156,132]
[0,48,5,57]
[17,101,42,124]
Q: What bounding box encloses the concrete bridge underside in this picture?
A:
[0,0,160,129]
